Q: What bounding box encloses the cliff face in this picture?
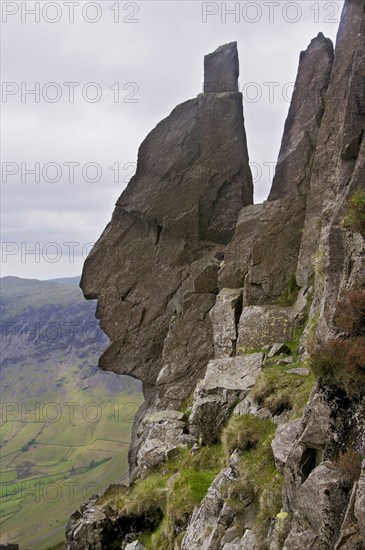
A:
[81,40,252,404]
[67,1,365,548]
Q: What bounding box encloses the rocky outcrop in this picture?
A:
[181,463,239,549]
[135,410,195,474]
[67,1,365,548]
[283,463,351,549]
[81,40,252,391]
[189,353,263,444]
[246,33,333,304]
[66,499,119,550]
[271,420,301,473]
[80,43,253,465]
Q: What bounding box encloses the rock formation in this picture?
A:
[67,1,365,548]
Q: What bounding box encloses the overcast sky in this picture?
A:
[1,0,343,280]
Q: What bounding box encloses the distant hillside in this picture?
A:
[0,276,143,549]
[46,276,81,286]
[0,276,141,399]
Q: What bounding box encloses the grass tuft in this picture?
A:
[309,337,365,397]
[342,189,365,236]
[251,363,315,419]
[335,449,363,484]
[278,273,300,306]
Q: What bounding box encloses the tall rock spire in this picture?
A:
[204,41,239,93]
[296,0,365,333]
[268,32,334,201]
[221,33,334,303]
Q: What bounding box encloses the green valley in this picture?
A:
[0,276,143,549]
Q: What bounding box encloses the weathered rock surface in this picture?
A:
[210,288,243,358]
[283,463,351,549]
[219,35,334,303]
[269,33,334,202]
[66,497,161,549]
[81,41,252,404]
[66,498,118,550]
[272,420,301,473]
[204,41,239,93]
[80,41,253,481]
[237,306,296,352]
[218,204,262,289]
[297,0,365,340]
[221,529,257,550]
[189,353,263,444]
[335,480,364,550]
[181,464,239,550]
[135,410,195,474]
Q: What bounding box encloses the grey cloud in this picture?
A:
[1,0,343,278]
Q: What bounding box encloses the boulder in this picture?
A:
[299,392,333,449]
[237,306,296,352]
[124,542,146,550]
[209,288,243,358]
[268,343,291,358]
[272,420,302,473]
[283,463,351,549]
[189,354,263,444]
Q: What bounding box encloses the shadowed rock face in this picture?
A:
[297,0,365,337]
[268,33,334,202]
[80,42,253,401]
[219,33,334,303]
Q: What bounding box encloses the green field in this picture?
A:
[0,392,143,549]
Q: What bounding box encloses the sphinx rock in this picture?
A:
[81,42,252,400]
[80,42,253,479]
